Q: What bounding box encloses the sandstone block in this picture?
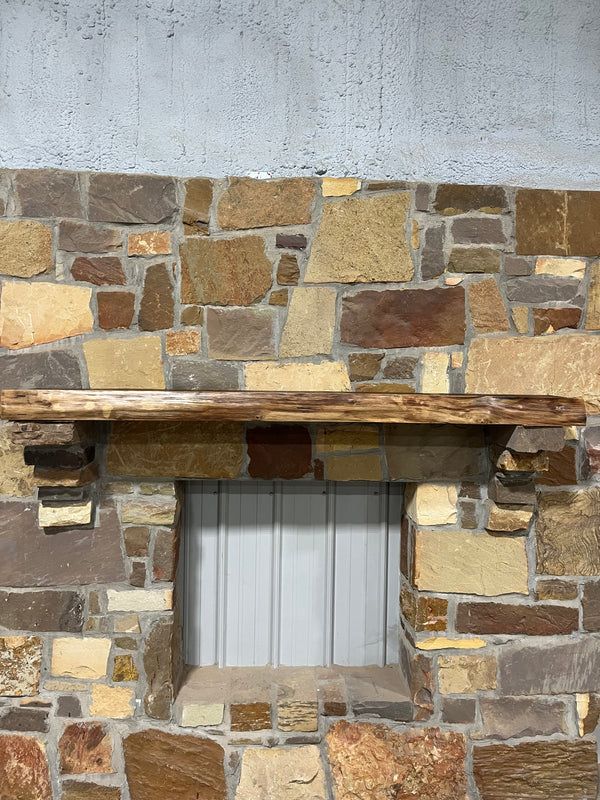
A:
[165,329,201,355]
[535,578,579,601]
[325,453,383,481]
[276,233,307,249]
[61,781,121,800]
[128,231,170,255]
[577,693,600,736]
[277,253,300,285]
[452,217,505,244]
[0,428,35,496]
[15,169,82,217]
[385,424,484,481]
[113,614,141,634]
[490,425,566,453]
[322,177,361,196]
[231,702,272,731]
[59,721,113,773]
[585,258,600,329]
[139,262,174,331]
[515,189,567,256]
[456,602,578,635]
[536,488,600,575]
[56,696,82,718]
[0,590,84,632]
[106,589,173,612]
[438,655,497,694]
[533,306,581,335]
[39,500,93,527]
[434,184,507,215]
[207,307,276,360]
[486,503,532,532]
[416,637,486,650]
[88,173,178,223]
[280,287,337,357]
[0,636,42,696]
[536,446,578,485]
[171,360,240,391]
[447,247,501,273]
[582,580,600,632]
[245,361,351,391]
[0,734,52,800]
[58,220,122,252]
[90,684,134,718]
[247,425,312,479]
[420,351,449,392]
[492,448,548,471]
[382,356,417,379]
[405,483,458,525]
[567,190,600,256]
[180,702,223,727]
[400,585,447,632]
[183,178,213,231]
[0,220,52,277]
[479,697,567,740]
[237,746,327,800]
[51,637,110,679]
[218,177,315,229]
[113,654,138,682]
[71,256,126,285]
[180,304,203,325]
[84,337,165,389]
[316,424,380,453]
[153,528,177,581]
[468,278,509,333]
[535,256,586,278]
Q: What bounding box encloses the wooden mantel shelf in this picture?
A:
[0,390,586,426]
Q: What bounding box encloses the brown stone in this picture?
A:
[316,424,380,453]
[420,225,445,279]
[582,581,600,632]
[355,381,414,393]
[325,453,383,481]
[138,262,174,331]
[341,286,465,348]
[71,256,126,285]
[479,698,567,740]
[305,194,414,283]
[452,217,505,244]
[584,426,600,476]
[456,602,578,635]
[97,291,135,330]
[367,180,410,192]
[348,352,384,381]
[0,350,82,391]
[382,356,417,380]
[61,781,121,800]
[153,528,177,581]
[0,428,34,496]
[206,307,276,359]
[88,173,178,223]
[473,740,597,800]
[441,698,476,724]
[488,473,535,505]
[400,585,447,632]
[123,527,150,557]
[0,220,53,277]
[533,306,581,335]
[237,746,327,800]
[434,184,507,215]
[579,694,600,736]
[536,488,600,575]
[385,424,483,481]
[277,253,300,285]
[15,169,82,217]
[269,288,288,305]
[181,235,272,305]
[0,637,42,696]
[0,590,83,632]
[129,561,146,587]
[231,702,272,731]
[447,247,501,273]
[468,278,509,333]
[4,421,95,446]
[485,503,533,532]
[218,177,315,229]
[180,305,203,326]
[59,722,113,774]
[0,707,49,732]
[567,190,600,256]
[183,178,213,231]
[171,359,240,391]
[59,221,122,252]
[124,728,225,800]
[0,734,52,799]
[128,231,170,255]
[492,447,549,471]
[585,258,600,329]
[491,425,566,453]
[143,618,174,720]
[326,722,467,800]
[515,189,567,256]
[121,499,177,526]
[411,653,434,719]
[84,337,165,390]
[535,579,579,601]
[165,329,200,355]
[536,447,577,486]
[247,425,312,479]
[276,233,307,249]
[113,654,138,682]
[57,696,81,718]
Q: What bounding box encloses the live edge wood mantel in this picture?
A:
[0,390,587,426]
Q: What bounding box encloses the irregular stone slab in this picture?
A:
[0,734,52,799]
[71,256,126,285]
[447,247,501,273]
[62,782,121,800]
[385,425,484,481]
[536,488,600,575]
[582,580,600,631]
[505,255,533,275]
[486,503,532,532]
[277,253,300,284]
[51,638,110,680]
[413,530,528,595]
[59,721,113,774]
[305,194,413,283]
[166,329,201,355]
[341,286,465,348]
[181,236,272,305]
[515,188,568,256]
[138,262,174,331]
[15,169,82,217]
[420,225,445,279]
[382,356,417,380]
[121,498,177,525]
[0,282,92,349]
[0,502,125,587]
[269,288,288,305]
[237,746,327,800]
[246,361,351,391]
[171,360,240,391]
[401,586,447,632]
[113,653,138,681]
[128,231,170,255]
[498,637,600,695]
[434,184,507,215]
[465,334,600,412]
[347,353,383,382]
[533,306,581,335]
[84,337,165,389]
[535,256,586,278]
[90,684,134,718]
[0,636,42,695]
[438,655,497,694]
[473,740,597,800]
[0,590,84,632]
[247,425,312,479]
[280,287,336,357]
[456,602,578,635]
[0,350,82,390]
[207,307,276,360]
[322,177,361,196]
[97,291,135,330]
[506,275,580,303]
[0,220,53,277]
[420,351,449,392]
[88,173,178,223]
[468,278,509,333]
[183,177,212,232]
[58,220,122,252]
[218,177,315,229]
[585,258,600,329]
[124,728,226,800]
[0,706,49,732]
[490,424,566,453]
[535,578,579,601]
[326,722,467,800]
[180,305,203,325]
[479,697,567,740]
[405,483,458,526]
[536,446,577,485]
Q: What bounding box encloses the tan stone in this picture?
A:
[51,638,111,679]
[245,361,351,391]
[84,337,165,390]
[236,746,327,800]
[0,220,52,277]
[325,453,383,481]
[438,655,497,694]
[128,231,171,255]
[305,194,414,283]
[316,424,380,453]
[44,680,87,692]
[413,530,528,595]
[0,636,42,696]
[0,429,35,496]
[493,449,548,472]
[355,382,414,393]
[451,352,464,368]
[486,503,533,532]
[512,305,529,333]
[468,278,509,333]
[165,329,201,355]
[416,638,487,651]
[585,259,600,329]
[535,257,586,278]
[180,702,224,727]
[322,177,361,197]
[207,307,276,360]
[465,334,600,412]
[420,352,449,393]
[38,500,92,528]
[90,684,134,719]
[121,497,177,525]
[218,177,316,229]
[406,483,458,526]
[280,287,337,357]
[411,220,419,249]
[106,589,173,612]
[113,614,141,634]
[0,282,92,349]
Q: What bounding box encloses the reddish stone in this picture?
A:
[206,307,276,360]
[88,173,178,224]
[0,734,52,799]
[59,221,122,252]
[582,581,600,632]
[15,169,83,218]
[247,425,312,479]
[411,653,433,720]
[536,446,578,486]
[123,526,150,557]
[153,528,178,581]
[515,189,568,256]
[341,287,466,348]
[97,291,135,330]
[59,722,113,774]
[455,602,579,636]
[71,256,126,285]
[139,263,174,331]
[276,233,307,249]
[129,561,146,587]
[401,585,447,632]
[533,306,581,335]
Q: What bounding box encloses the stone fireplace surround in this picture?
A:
[0,171,600,799]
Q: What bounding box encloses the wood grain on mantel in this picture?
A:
[0,390,587,426]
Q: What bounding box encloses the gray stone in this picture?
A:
[171,360,240,391]
[0,707,49,732]
[58,221,122,252]
[420,226,445,279]
[0,590,84,632]
[447,247,501,273]
[207,307,276,360]
[441,698,476,724]
[505,276,580,303]
[88,173,178,223]
[452,217,505,244]
[414,184,431,211]
[480,698,567,739]
[498,637,600,694]
[385,425,484,481]
[144,618,174,720]
[488,474,536,505]
[57,696,82,718]
[352,701,413,721]
[0,351,82,390]
[504,256,533,276]
[490,425,565,453]
[15,170,83,218]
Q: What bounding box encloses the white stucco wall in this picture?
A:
[0,0,598,187]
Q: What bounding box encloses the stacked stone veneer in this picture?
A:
[1,171,600,798]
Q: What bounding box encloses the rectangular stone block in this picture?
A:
[84,337,165,390]
[88,173,177,223]
[51,638,110,680]
[438,655,497,694]
[455,602,578,635]
[498,637,600,694]
[385,425,484,481]
[479,697,567,740]
[536,489,600,575]
[120,498,178,525]
[207,307,276,360]
[0,590,84,633]
[106,589,173,612]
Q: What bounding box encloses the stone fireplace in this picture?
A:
[0,171,599,800]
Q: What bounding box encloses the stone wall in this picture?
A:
[1,170,600,799]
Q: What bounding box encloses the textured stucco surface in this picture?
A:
[0,0,599,187]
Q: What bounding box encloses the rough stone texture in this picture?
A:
[537,447,577,486]
[124,728,226,800]
[0,429,35,496]
[400,586,447,632]
[183,178,213,231]
[107,421,243,478]
[420,225,445,279]
[535,579,579,601]
[305,194,414,283]
[535,256,586,278]
[468,278,509,333]
[0,502,125,587]
[236,746,327,800]
[385,425,483,481]
[452,217,505,244]
[271,287,288,306]
[0,706,49,732]
[515,189,567,256]
[585,259,600,329]
[491,425,566,453]
[153,528,177,581]
[139,262,174,331]
[143,618,174,719]
[207,307,276,360]
[172,360,240,391]
[435,184,507,215]
[107,589,172,613]
[420,352,449,392]
[0,734,52,800]
[578,694,600,736]
[567,190,600,256]
[15,169,82,217]
[355,382,414,394]
[325,453,383,481]
[479,698,567,740]
[405,483,457,525]
[465,334,600,412]
[447,247,501,273]
[180,305,203,326]
[218,177,315,229]
[505,276,580,303]
[277,253,300,285]
[316,424,379,453]
[84,337,165,389]
[181,236,272,306]
[280,287,337,357]
[128,230,171,255]
[113,654,138,682]
[414,530,528,595]
[245,361,351,391]
[51,638,110,680]
[488,473,536,505]
[0,281,92,349]
[505,256,533,276]
[438,655,497,694]
[247,425,312,479]
[57,696,81,718]
[71,256,126,285]
[341,286,465,348]
[382,356,418,380]
[61,782,121,800]
[59,722,113,774]
[97,291,135,330]
[120,499,177,525]
[326,722,467,800]
[0,636,42,696]
[536,488,600,575]
[58,220,122,252]
[533,306,582,334]
[39,499,92,527]
[88,173,178,223]
[455,602,578,635]
[473,740,598,800]
[166,329,201,355]
[322,177,361,196]
[90,684,134,719]
[441,698,476,724]
[0,220,52,277]
[0,349,82,390]
[231,702,272,731]
[0,590,84,632]
[582,581,600,632]
[486,503,532,532]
